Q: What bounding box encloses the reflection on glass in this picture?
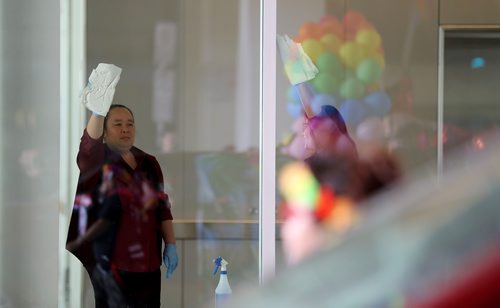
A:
[84,0,261,306]
[276,0,439,274]
[443,29,500,172]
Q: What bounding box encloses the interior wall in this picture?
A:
[0,0,60,306]
[441,0,500,25]
[86,0,179,154]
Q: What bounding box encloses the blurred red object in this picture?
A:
[408,244,500,307]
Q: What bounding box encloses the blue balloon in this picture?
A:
[340,99,368,127]
[364,91,392,117]
[287,101,303,118]
[287,86,302,105]
[311,94,337,115]
[287,83,316,106]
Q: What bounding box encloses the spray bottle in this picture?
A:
[213,256,232,307]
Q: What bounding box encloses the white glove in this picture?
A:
[81,63,122,116]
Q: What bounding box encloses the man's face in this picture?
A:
[104,107,135,152]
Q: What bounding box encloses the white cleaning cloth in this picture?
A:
[81,63,122,116]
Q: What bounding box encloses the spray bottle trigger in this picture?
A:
[213,256,222,275]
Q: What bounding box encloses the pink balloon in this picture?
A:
[356,117,385,142]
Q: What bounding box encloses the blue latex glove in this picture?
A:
[163,243,178,279]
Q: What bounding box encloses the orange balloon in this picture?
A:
[294,34,306,43]
[299,22,321,40]
[343,10,367,32]
[320,18,343,37]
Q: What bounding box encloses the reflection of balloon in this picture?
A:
[316,52,343,75]
[301,39,325,63]
[320,34,343,53]
[340,78,365,99]
[311,72,341,95]
[356,117,385,141]
[311,94,337,115]
[339,42,363,68]
[320,18,343,37]
[279,162,319,208]
[364,91,392,117]
[287,101,303,118]
[356,58,382,84]
[356,29,382,50]
[287,84,315,105]
[289,12,389,129]
[340,99,368,127]
[343,10,367,31]
[287,85,301,105]
[298,22,321,40]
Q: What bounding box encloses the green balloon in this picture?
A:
[356,58,382,84]
[340,77,365,99]
[298,178,320,207]
[311,72,341,95]
[316,52,344,76]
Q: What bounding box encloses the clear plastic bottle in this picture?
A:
[213,256,232,307]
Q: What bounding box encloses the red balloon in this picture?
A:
[343,10,367,31]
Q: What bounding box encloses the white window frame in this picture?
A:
[59,0,87,307]
[259,0,277,284]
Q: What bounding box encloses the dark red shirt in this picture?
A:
[67,129,173,272]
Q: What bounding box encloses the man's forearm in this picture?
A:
[161,220,176,244]
[86,113,105,139]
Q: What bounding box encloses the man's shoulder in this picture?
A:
[132,147,160,166]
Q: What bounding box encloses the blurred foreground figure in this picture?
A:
[66,64,178,308]
[236,133,500,307]
[280,103,400,265]
[279,148,401,265]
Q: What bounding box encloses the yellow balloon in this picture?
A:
[339,42,363,68]
[356,29,382,51]
[301,39,325,63]
[320,34,343,53]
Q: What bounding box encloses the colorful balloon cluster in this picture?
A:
[278,161,357,230]
[286,10,392,128]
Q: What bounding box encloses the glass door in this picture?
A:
[441,27,500,174]
[84,0,261,306]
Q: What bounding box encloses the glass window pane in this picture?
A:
[275,0,439,274]
[443,29,500,173]
[84,0,261,306]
